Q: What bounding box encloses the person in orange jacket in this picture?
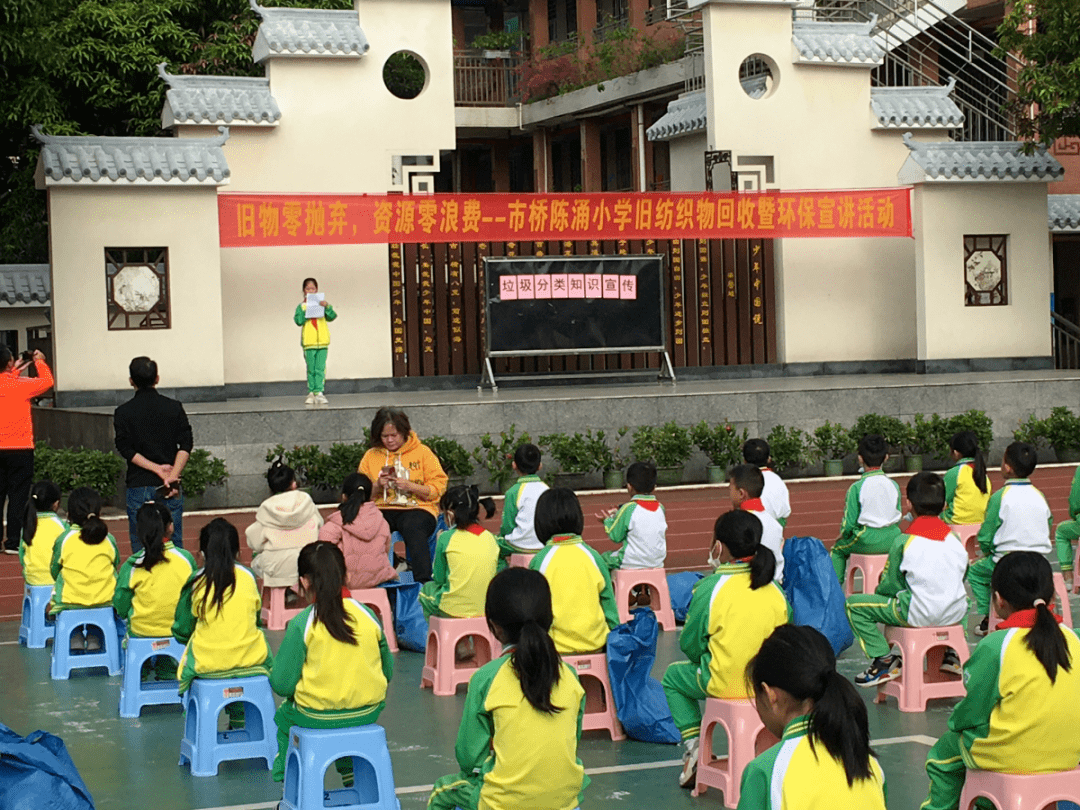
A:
[0,347,53,554]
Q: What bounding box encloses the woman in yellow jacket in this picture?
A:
[294,277,337,406]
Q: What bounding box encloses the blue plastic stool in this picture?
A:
[18,584,54,648]
[118,636,186,718]
[178,675,277,777]
[281,724,400,810]
[50,607,122,679]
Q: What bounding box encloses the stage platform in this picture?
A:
[32,367,1080,508]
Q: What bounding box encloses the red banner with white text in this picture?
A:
[218,189,912,247]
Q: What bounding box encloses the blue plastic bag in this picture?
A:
[782,537,854,656]
[0,724,95,810]
[667,571,705,623]
[605,608,680,744]
[387,579,427,653]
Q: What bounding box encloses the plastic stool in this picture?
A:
[613,568,677,631]
[118,636,186,718]
[507,553,535,568]
[420,617,500,696]
[874,625,968,712]
[949,524,981,562]
[958,766,1080,809]
[1073,542,1080,595]
[350,588,398,653]
[261,585,304,631]
[178,675,277,777]
[51,607,122,679]
[18,584,54,648]
[844,553,889,596]
[561,653,626,741]
[991,572,1072,630]
[281,725,401,810]
[693,697,779,803]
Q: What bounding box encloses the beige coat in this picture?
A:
[246,490,323,588]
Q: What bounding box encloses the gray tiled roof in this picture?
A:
[1050,194,1080,231]
[792,19,884,66]
[250,0,369,63]
[33,126,231,185]
[899,133,1065,182]
[158,64,280,127]
[871,80,964,129]
[0,265,50,306]
[646,92,707,142]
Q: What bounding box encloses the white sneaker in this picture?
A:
[304,393,316,405]
[314,393,329,405]
[679,737,700,789]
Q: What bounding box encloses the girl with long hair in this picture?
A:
[20,480,65,586]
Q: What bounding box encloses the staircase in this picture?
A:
[1052,312,1080,370]
[646,0,706,92]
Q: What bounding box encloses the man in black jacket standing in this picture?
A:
[113,356,193,553]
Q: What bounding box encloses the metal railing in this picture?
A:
[453,50,524,107]
[1052,312,1080,370]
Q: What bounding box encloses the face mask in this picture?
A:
[707,544,722,569]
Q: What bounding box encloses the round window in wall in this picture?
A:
[384,51,428,99]
[739,54,778,99]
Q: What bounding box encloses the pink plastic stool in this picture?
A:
[958,766,1080,809]
[507,553,535,568]
[612,568,677,631]
[693,698,779,803]
[949,524,982,562]
[1073,542,1079,594]
[349,588,398,653]
[844,553,889,596]
[561,653,626,741]
[420,616,500,696]
[991,572,1073,631]
[261,585,304,631]
[874,624,968,712]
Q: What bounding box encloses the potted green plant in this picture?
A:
[811,421,855,476]
[598,426,629,489]
[902,414,938,472]
[630,422,693,486]
[471,424,532,494]
[317,442,370,494]
[1041,406,1080,462]
[1013,413,1047,448]
[265,443,329,495]
[424,435,475,488]
[540,431,607,489]
[180,449,229,510]
[851,413,909,472]
[946,410,994,454]
[764,425,811,477]
[691,421,749,484]
[35,443,126,505]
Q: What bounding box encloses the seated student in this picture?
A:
[428,568,587,810]
[830,434,902,583]
[661,510,790,788]
[739,625,886,810]
[922,551,1080,810]
[20,480,67,587]
[496,443,549,562]
[846,472,969,687]
[419,485,499,621]
[942,431,992,527]
[1054,464,1080,590]
[743,438,791,526]
[318,473,396,591]
[246,459,323,598]
[269,542,393,786]
[530,488,619,655]
[969,441,1052,636]
[727,463,785,583]
[597,461,667,572]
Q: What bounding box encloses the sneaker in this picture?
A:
[973,616,990,637]
[304,393,316,405]
[455,637,476,663]
[85,632,102,652]
[679,737,700,789]
[69,631,86,653]
[855,655,901,687]
[314,393,329,405]
[940,649,963,676]
[2,543,17,555]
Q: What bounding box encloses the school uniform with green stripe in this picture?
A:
[113,543,197,638]
[530,534,619,654]
[269,599,393,782]
[942,458,991,526]
[599,494,667,570]
[419,524,499,620]
[922,611,1080,810]
[1054,466,1080,573]
[661,562,790,740]
[427,652,587,810]
[845,516,968,659]
[496,475,548,556]
[737,715,887,810]
[830,469,902,582]
[49,527,120,613]
[20,512,68,586]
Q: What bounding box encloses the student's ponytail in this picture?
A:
[951,431,988,494]
[748,544,776,590]
[298,542,356,644]
[515,618,562,714]
[67,487,107,545]
[23,480,61,546]
[440,485,495,531]
[992,551,1072,682]
[339,473,373,526]
[266,458,296,494]
[749,625,875,787]
[136,501,170,571]
[194,518,239,617]
[714,510,774,589]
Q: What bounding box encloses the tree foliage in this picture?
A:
[996,0,1080,147]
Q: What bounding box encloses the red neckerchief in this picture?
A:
[633,495,661,512]
[341,586,351,599]
[464,524,486,536]
[908,516,952,541]
[551,533,579,544]
[740,498,765,513]
[998,607,1062,628]
[735,555,755,563]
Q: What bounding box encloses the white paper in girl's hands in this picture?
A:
[305,293,325,319]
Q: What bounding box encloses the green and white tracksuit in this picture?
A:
[741,498,785,583]
[1055,466,1080,574]
[495,475,548,560]
[737,715,887,810]
[419,524,499,620]
[427,651,587,810]
[530,534,620,654]
[20,512,68,586]
[761,467,791,527]
[922,610,1080,810]
[49,527,120,613]
[269,599,393,782]
[661,562,790,741]
[113,543,197,638]
[294,302,337,395]
[968,480,1052,615]
[599,494,667,571]
[942,458,992,526]
[846,516,968,660]
[830,468,902,582]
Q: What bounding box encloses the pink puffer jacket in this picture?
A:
[318,503,396,590]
